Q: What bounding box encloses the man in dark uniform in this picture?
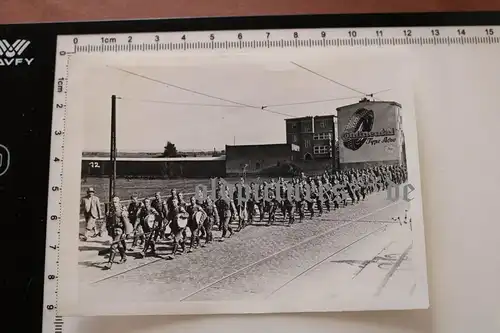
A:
[278,180,288,222]
[283,184,296,225]
[312,179,323,217]
[296,184,306,222]
[331,180,342,210]
[234,179,248,231]
[151,192,168,237]
[139,198,160,257]
[346,177,357,205]
[322,179,332,212]
[257,183,266,223]
[352,175,361,203]
[215,190,235,241]
[169,201,188,257]
[166,189,177,227]
[202,196,219,245]
[304,180,315,218]
[186,196,207,252]
[128,194,144,249]
[105,196,130,269]
[359,175,367,200]
[246,182,257,225]
[266,182,278,225]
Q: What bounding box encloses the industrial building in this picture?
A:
[285,115,336,161]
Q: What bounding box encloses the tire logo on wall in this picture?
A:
[341,108,375,151]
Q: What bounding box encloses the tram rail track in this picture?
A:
[87,196,406,287]
[177,200,403,301]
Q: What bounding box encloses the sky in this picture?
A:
[70,52,411,152]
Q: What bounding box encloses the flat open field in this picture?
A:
[81,176,267,204]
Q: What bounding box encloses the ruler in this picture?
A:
[54,26,500,55]
[44,24,500,333]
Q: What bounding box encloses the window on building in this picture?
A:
[313,145,329,154]
[304,124,311,132]
[291,122,297,129]
[320,121,325,128]
[292,134,298,143]
[313,132,331,140]
[304,140,311,148]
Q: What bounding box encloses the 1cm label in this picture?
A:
[101,37,117,44]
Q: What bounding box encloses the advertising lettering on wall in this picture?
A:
[337,101,401,164]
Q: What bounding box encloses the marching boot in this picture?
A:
[140,241,150,258]
[105,252,116,270]
[171,242,179,256]
[188,234,195,253]
[131,233,139,249]
[150,242,157,256]
[118,247,127,264]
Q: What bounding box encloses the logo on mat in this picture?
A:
[0,39,34,66]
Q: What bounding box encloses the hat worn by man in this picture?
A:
[87,188,95,193]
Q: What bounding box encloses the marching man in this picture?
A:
[105,196,133,269]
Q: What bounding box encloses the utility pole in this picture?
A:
[331,115,337,174]
[109,95,117,208]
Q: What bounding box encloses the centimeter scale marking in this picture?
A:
[44,25,500,333]
[56,26,500,55]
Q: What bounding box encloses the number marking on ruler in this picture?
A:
[57,26,500,53]
[44,45,71,333]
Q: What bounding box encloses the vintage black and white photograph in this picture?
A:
[60,52,428,315]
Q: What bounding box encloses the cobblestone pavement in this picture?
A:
[78,191,415,304]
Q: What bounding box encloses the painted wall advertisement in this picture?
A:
[337,101,401,164]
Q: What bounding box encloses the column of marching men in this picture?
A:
[81,165,407,270]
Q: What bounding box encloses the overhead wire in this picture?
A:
[366,88,391,97]
[290,61,382,100]
[108,66,295,117]
[262,95,361,108]
[117,97,244,108]
[109,65,386,118]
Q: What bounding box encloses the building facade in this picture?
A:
[336,100,404,169]
[285,115,335,161]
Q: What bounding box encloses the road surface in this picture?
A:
[78,190,416,304]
